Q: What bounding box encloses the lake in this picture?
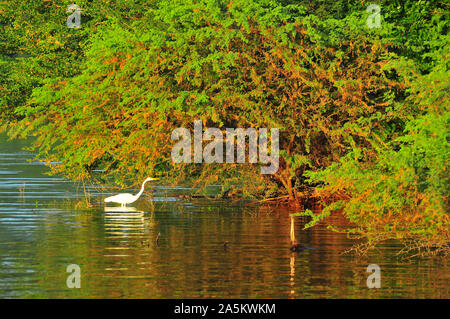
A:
[0,133,448,298]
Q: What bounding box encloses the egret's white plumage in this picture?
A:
[104,177,159,207]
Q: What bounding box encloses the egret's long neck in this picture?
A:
[135,180,148,199]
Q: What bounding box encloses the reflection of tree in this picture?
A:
[2,198,448,298]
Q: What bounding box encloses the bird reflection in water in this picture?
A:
[103,206,147,238]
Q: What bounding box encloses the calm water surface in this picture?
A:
[0,134,448,298]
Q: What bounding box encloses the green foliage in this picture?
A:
[304,37,449,248]
[8,0,404,192]
[0,0,151,123]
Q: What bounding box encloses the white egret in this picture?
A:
[104,177,159,207]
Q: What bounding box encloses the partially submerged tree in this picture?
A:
[2,0,448,252]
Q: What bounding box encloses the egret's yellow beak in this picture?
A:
[150,178,160,181]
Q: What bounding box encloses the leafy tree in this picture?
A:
[2,0,448,252]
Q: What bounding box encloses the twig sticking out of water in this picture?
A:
[18,182,26,198]
[156,232,161,246]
